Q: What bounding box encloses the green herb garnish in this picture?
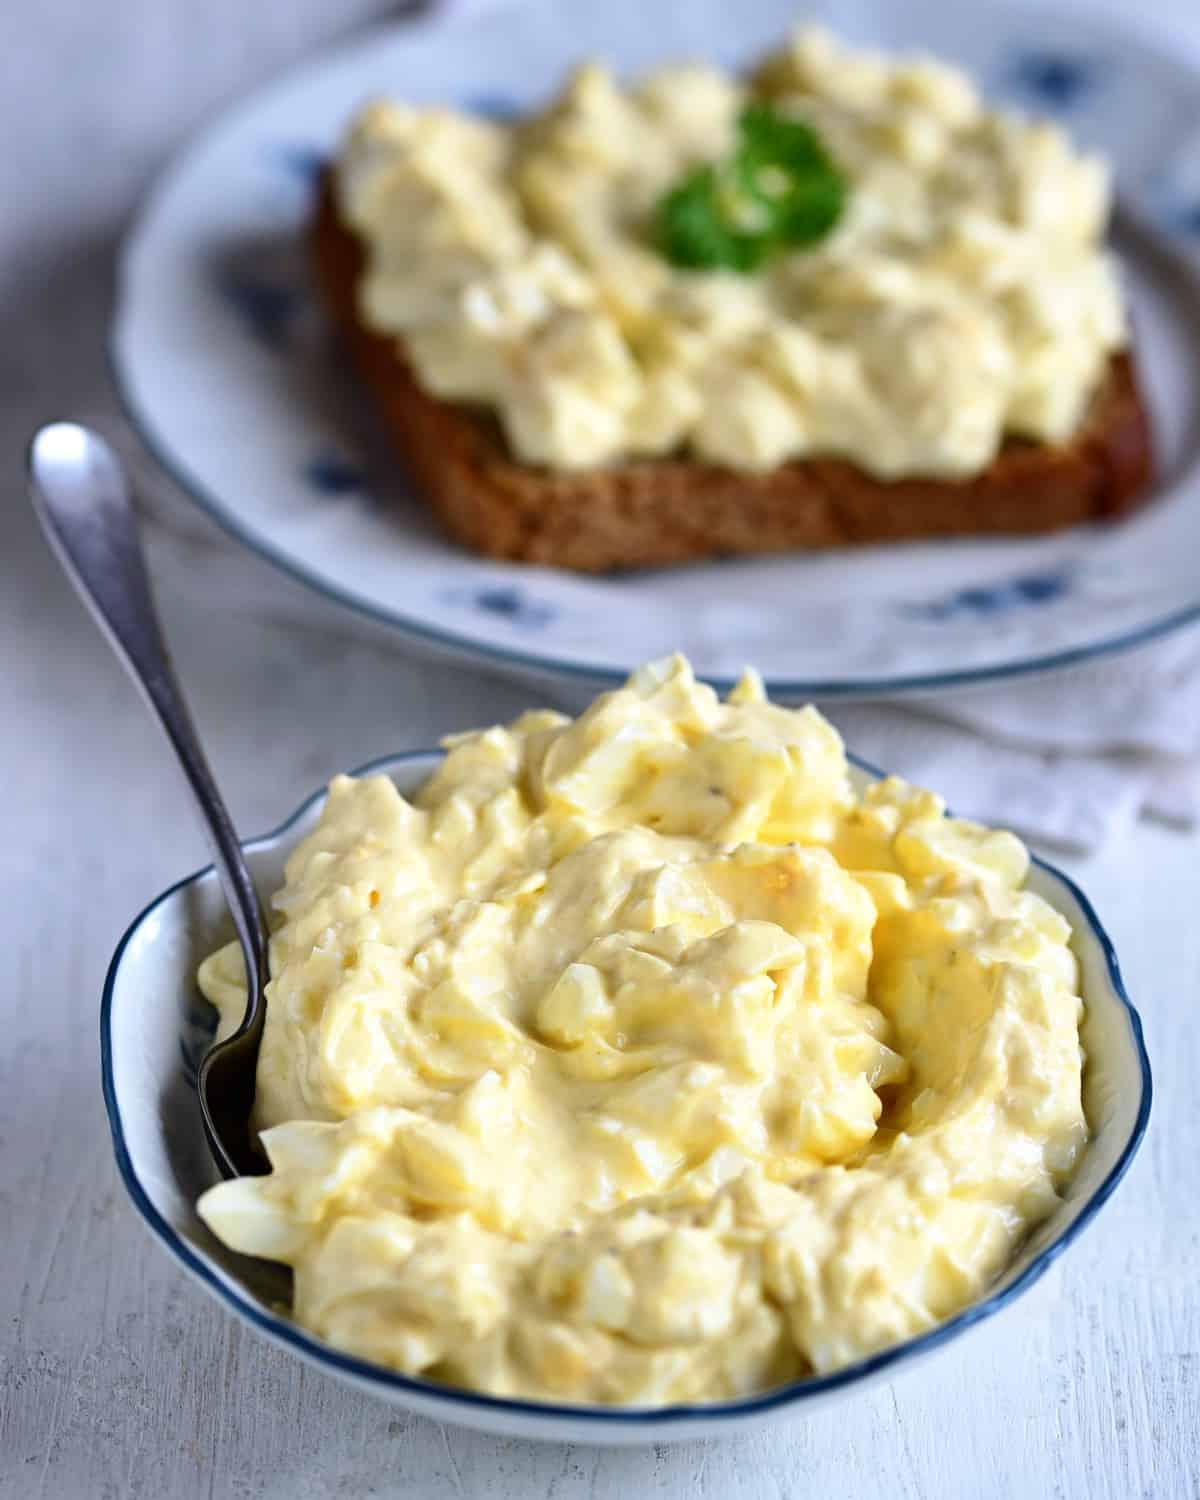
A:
[654,104,846,272]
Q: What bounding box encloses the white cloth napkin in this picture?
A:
[122,410,1200,855]
[824,640,1200,852]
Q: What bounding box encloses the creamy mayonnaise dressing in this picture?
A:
[333,26,1125,476]
[196,657,1086,1405]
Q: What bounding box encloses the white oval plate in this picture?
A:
[102,750,1150,1444]
[113,0,1200,698]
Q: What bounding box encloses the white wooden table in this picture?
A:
[2,2,1197,1495]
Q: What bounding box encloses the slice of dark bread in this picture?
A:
[312,173,1155,573]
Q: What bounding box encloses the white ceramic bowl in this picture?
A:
[102,751,1151,1444]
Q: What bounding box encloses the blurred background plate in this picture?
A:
[112,0,1200,698]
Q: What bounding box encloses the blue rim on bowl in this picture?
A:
[100,749,1152,1430]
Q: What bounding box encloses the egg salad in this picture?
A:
[197,656,1087,1405]
[334,26,1125,476]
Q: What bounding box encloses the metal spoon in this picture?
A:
[28,422,267,1180]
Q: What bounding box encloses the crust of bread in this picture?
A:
[312,174,1155,573]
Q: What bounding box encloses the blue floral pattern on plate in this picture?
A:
[304,452,367,495]
[442,585,557,631]
[215,275,302,350]
[999,50,1100,110]
[899,568,1072,622]
[268,142,329,184]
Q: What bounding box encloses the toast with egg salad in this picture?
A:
[313,26,1154,572]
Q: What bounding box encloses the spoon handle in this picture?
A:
[27,423,269,1016]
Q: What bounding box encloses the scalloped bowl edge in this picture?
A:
[100,750,1151,1444]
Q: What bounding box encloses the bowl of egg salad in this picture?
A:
[101,658,1149,1443]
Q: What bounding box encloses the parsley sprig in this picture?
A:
[655,104,846,272]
